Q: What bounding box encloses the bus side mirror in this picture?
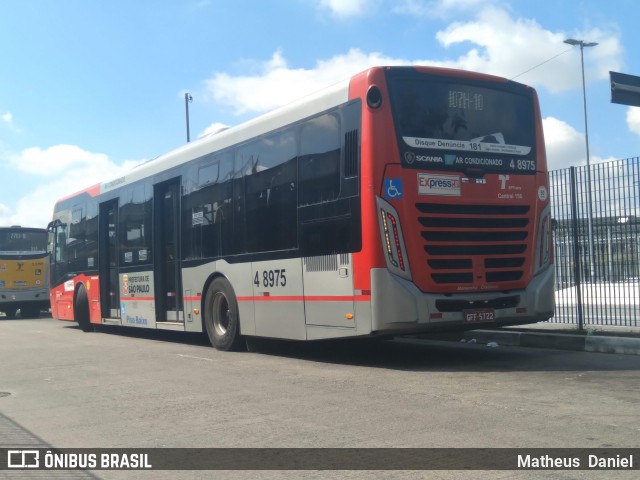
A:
[47,219,62,233]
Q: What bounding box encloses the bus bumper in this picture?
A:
[0,288,50,314]
[370,267,555,334]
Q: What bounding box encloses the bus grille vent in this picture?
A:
[416,202,530,287]
[344,130,359,178]
[304,255,338,272]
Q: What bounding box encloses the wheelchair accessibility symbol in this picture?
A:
[384,178,403,199]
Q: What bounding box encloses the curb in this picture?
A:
[462,330,640,356]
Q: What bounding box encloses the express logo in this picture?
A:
[417,173,461,196]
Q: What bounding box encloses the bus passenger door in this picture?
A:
[154,179,183,323]
[99,200,120,318]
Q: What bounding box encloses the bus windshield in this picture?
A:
[387,71,537,174]
[0,229,48,255]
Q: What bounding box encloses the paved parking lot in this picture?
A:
[1,317,640,479]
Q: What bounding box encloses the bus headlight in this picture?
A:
[376,196,412,281]
[535,205,552,274]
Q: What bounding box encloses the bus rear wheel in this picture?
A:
[204,277,243,351]
[75,285,93,332]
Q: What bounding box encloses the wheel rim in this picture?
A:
[213,291,231,337]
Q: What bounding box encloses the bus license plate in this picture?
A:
[463,309,495,323]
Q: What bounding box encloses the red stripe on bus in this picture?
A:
[56,183,101,203]
[121,296,204,302]
[236,295,371,302]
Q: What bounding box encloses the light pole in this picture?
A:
[564,38,598,281]
[185,93,193,142]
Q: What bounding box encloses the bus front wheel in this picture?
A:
[204,277,243,351]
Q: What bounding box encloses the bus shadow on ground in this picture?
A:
[63,323,640,373]
[243,335,640,373]
[244,335,561,372]
[64,323,211,347]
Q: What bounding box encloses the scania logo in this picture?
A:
[404,151,415,164]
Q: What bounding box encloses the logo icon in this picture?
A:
[417,173,461,196]
[538,186,548,201]
[122,274,129,295]
[404,151,415,165]
[444,154,456,166]
[499,174,510,190]
[384,178,403,199]
[8,450,40,468]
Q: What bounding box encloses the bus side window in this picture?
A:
[215,156,234,256]
[56,230,66,263]
[298,106,362,257]
[298,113,341,206]
[183,153,234,260]
[243,130,298,253]
[119,185,152,265]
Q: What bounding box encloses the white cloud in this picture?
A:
[206,48,420,115]
[434,6,622,92]
[0,203,11,224]
[1,145,142,227]
[543,116,616,172]
[1,111,21,133]
[543,117,586,170]
[11,144,112,175]
[319,0,372,18]
[626,107,640,136]
[393,0,489,18]
[205,5,622,117]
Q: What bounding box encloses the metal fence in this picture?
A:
[549,157,640,327]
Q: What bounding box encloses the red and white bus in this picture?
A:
[48,66,554,350]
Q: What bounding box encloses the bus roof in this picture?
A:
[59,76,351,205]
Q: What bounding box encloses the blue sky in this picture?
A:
[1,0,638,228]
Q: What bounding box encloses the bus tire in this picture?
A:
[4,307,18,319]
[204,277,243,351]
[75,285,93,333]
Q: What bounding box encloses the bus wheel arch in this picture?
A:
[202,275,243,351]
[74,283,93,332]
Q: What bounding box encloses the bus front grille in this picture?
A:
[415,202,530,288]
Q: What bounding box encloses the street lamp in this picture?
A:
[564,38,598,280]
[185,93,193,142]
